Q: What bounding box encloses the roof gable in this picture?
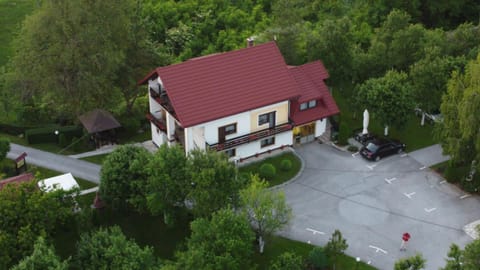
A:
[141,42,300,127]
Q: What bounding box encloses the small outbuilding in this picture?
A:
[38,173,80,192]
[78,109,121,147]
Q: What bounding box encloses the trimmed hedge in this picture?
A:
[25,126,83,144]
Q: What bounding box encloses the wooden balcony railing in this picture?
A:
[146,113,167,132]
[206,122,292,151]
[149,89,177,118]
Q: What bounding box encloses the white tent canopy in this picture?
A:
[38,173,80,192]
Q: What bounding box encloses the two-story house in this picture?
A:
[138,41,339,161]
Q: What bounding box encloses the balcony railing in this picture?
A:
[149,89,177,118]
[146,113,167,132]
[206,122,292,151]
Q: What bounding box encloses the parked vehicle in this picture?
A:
[360,138,406,161]
[354,132,377,146]
[414,108,443,124]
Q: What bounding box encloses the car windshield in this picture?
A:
[366,142,379,152]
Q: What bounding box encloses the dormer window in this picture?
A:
[300,100,317,111]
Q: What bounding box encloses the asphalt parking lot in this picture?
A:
[280,143,480,270]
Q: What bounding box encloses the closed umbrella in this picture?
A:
[362,109,369,135]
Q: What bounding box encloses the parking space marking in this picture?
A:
[404,192,416,199]
[439,180,447,184]
[306,228,325,235]
[384,177,397,184]
[424,207,437,213]
[307,240,311,244]
[419,166,427,170]
[368,245,388,254]
[352,152,360,157]
[400,153,407,157]
[460,194,471,199]
[366,164,378,170]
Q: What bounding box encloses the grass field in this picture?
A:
[333,90,437,151]
[239,152,301,186]
[0,0,35,66]
[79,153,110,165]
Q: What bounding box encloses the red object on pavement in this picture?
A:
[402,233,411,242]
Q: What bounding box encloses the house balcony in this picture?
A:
[150,89,177,118]
[206,122,293,151]
[146,113,167,133]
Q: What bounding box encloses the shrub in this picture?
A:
[308,247,329,270]
[259,163,276,180]
[337,122,350,145]
[347,145,358,152]
[280,159,293,171]
[25,126,82,144]
[58,133,68,147]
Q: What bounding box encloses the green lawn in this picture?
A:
[79,153,110,165]
[0,0,35,66]
[238,152,301,186]
[333,90,437,151]
[254,236,375,270]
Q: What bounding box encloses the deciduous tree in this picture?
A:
[325,229,348,270]
[442,243,463,270]
[146,144,189,225]
[12,237,68,270]
[239,175,292,253]
[355,70,413,135]
[0,181,75,268]
[438,54,480,168]
[187,149,244,218]
[175,208,255,270]
[75,226,159,270]
[99,145,152,211]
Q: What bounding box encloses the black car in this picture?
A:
[360,138,406,161]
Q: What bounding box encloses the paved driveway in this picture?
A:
[280,143,480,270]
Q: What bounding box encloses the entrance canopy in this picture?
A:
[78,109,121,134]
[38,173,80,192]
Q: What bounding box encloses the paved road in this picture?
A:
[280,143,479,270]
[409,144,450,167]
[7,143,100,184]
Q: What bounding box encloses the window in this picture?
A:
[260,137,275,147]
[300,100,317,111]
[221,123,237,135]
[224,148,236,158]
[258,111,276,126]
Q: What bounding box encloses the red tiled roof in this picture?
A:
[0,173,34,190]
[289,62,339,126]
[139,42,300,127]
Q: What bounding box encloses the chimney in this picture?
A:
[246,37,255,48]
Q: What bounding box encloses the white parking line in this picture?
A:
[306,228,325,235]
[369,245,388,254]
[460,194,471,199]
[352,152,359,157]
[384,177,397,184]
[367,261,372,265]
[419,166,426,170]
[424,207,437,213]
[400,153,407,157]
[404,192,416,199]
[439,180,447,184]
[366,164,378,170]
